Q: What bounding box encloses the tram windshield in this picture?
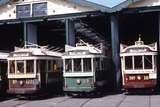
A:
[125,55,154,70]
[9,60,34,74]
[64,58,92,73]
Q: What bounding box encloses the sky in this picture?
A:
[86,0,126,8]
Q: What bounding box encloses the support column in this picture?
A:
[24,23,37,47]
[111,15,121,90]
[157,13,160,89]
[65,19,75,46]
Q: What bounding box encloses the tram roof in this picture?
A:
[0,51,9,59]
[64,40,102,55]
[10,47,62,57]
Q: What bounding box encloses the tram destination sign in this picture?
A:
[11,52,31,57]
[69,51,88,55]
[128,47,149,53]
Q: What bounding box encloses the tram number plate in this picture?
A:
[149,73,156,79]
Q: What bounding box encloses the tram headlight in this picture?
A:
[137,76,141,80]
[76,79,81,85]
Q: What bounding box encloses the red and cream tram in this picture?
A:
[62,40,111,95]
[7,44,63,94]
[120,37,157,91]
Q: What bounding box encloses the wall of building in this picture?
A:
[129,0,160,8]
[0,0,95,20]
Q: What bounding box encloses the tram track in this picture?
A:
[116,95,127,107]
[148,95,151,107]
[80,98,92,107]
[0,97,31,107]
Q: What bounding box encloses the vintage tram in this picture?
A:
[120,36,157,91]
[7,44,63,94]
[62,40,112,95]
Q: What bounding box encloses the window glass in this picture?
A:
[26,60,34,73]
[32,2,47,17]
[125,56,133,70]
[134,56,143,69]
[17,60,24,74]
[83,58,91,72]
[16,4,31,18]
[65,59,72,72]
[74,59,81,72]
[9,60,15,74]
[144,55,152,69]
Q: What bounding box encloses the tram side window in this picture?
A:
[134,56,143,69]
[74,59,81,72]
[83,58,91,72]
[26,60,34,73]
[65,59,72,72]
[9,61,15,74]
[125,56,133,70]
[144,55,152,69]
[17,60,24,74]
[53,60,59,72]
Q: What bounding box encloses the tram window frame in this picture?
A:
[9,60,15,74]
[65,59,72,72]
[125,56,133,70]
[134,56,143,69]
[16,60,24,74]
[83,58,91,72]
[144,55,152,69]
[26,60,34,74]
[73,58,82,72]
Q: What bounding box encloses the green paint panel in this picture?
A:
[64,77,95,92]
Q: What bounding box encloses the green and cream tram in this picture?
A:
[7,44,63,94]
[62,40,111,94]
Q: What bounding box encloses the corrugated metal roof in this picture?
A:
[86,0,126,8]
[0,0,142,12]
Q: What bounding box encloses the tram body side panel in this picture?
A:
[123,74,157,89]
[63,57,112,93]
[7,58,63,94]
[64,76,95,92]
[121,53,157,90]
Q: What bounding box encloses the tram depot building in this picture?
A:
[0,0,160,91]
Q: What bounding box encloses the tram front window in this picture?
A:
[17,60,24,74]
[9,60,15,74]
[74,59,81,72]
[26,60,34,73]
[65,59,72,72]
[125,56,133,70]
[144,55,152,69]
[83,58,91,72]
[134,56,142,69]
